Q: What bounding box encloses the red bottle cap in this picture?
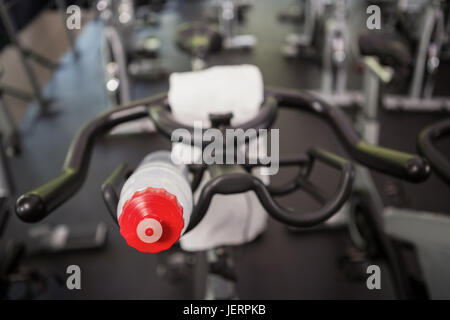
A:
[118,187,184,253]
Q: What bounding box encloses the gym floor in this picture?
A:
[2,0,450,299]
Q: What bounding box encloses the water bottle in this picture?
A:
[117,151,193,253]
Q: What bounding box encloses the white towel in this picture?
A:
[168,64,264,126]
[168,65,269,252]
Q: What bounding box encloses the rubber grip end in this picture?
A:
[406,157,431,183]
[15,194,46,223]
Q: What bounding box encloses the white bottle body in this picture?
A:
[117,151,193,234]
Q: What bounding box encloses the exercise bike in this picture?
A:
[175,0,256,71]
[359,0,450,112]
[336,49,450,298]
[96,0,167,107]
[206,0,257,50]
[14,79,430,298]
[281,0,360,108]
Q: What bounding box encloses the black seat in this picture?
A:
[131,35,161,59]
[359,31,413,72]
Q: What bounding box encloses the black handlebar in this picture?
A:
[267,88,430,183]
[418,118,450,186]
[100,148,354,231]
[149,97,278,147]
[16,94,166,222]
[185,148,353,231]
[15,88,430,225]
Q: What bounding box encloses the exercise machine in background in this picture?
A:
[360,0,450,112]
[95,0,168,107]
[175,0,257,71]
[176,22,223,71]
[341,51,450,298]
[280,0,321,56]
[206,0,257,50]
[0,0,82,159]
[383,118,450,299]
[0,133,41,300]
[0,0,78,115]
[280,0,361,107]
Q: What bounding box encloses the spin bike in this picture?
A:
[338,47,450,298]
[282,0,359,107]
[14,86,430,299]
[96,0,167,107]
[206,0,257,50]
[175,0,256,67]
[383,119,450,299]
[175,21,223,71]
[359,0,450,112]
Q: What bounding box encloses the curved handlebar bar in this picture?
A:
[15,88,430,224]
[266,87,430,183]
[16,94,166,222]
[185,148,353,232]
[149,97,278,147]
[418,118,450,186]
[100,148,354,230]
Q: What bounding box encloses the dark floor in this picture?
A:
[2,0,449,299]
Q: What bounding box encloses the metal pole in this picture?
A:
[409,4,435,99]
[0,95,20,156]
[0,83,34,101]
[0,134,13,199]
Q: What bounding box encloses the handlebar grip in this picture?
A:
[352,141,430,183]
[16,170,76,222]
[418,119,450,185]
[322,99,430,183]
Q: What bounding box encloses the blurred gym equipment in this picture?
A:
[0,131,43,300]
[281,0,324,58]
[360,0,450,112]
[339,53,450,299]
[207,0,257,50]
[383,119,450,299]
[176,22,223,70]
[0,0,77,115]
[281,0,361,107]
[96,0,167,107]
[0,64,21,156]
[175,0,256,70]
